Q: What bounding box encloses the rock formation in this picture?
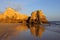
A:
[0,8,28,23]
[30,10,48,24]
[0,7,48,24]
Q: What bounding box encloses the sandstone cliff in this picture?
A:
[0,8,28,23]
[30,10,48,24]
[0,8,48,24]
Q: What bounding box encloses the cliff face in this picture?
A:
[0,14,4,19]
[37,10,48,23]
[0,8,28,23]
[30,10,48,24]
[0,8,48,23]
[4,8,28,20]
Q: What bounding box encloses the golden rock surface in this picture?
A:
[30,10,48,24]
[0,8,48,23]
[0,8,28,23]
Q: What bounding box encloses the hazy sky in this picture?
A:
[0,0,60,21]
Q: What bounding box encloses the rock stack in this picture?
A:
[30,10,48,24]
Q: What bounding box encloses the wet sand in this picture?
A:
[0,23,60,40]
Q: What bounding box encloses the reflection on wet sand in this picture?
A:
[29,24,45,38]
[0,23,45,40]
[16,24,45,38]
[16,24,28,32]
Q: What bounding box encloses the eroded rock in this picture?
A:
[0,8,28,23]
[30,10,48,24]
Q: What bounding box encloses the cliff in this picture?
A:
[30,10,48,24]
[0,8,48,24]
[0,8,28,23]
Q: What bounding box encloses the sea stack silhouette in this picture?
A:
[0,7,48,24]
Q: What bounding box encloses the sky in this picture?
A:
[0,0,60,21]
